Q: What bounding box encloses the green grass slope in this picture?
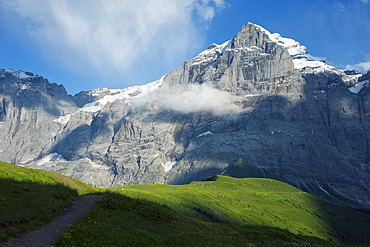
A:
[0,161,97,240]
[53,175,370,246]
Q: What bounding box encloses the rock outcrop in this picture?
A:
[0,68,77,164]
[0,23,369,209]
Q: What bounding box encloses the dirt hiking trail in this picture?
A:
[2,195,100,247]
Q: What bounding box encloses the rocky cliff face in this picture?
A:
[0,68,77,164]
[0,23,369,208]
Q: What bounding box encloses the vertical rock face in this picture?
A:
[163,23,300,98]
[0,68,77,164]
[0,23,369,209]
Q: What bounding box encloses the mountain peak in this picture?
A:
[0,67,38,80]
[0,22,369,211]
[233,23,338,74]
[230,22,273,49]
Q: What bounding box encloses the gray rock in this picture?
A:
[0,23,369,209]
[0,68,76,164]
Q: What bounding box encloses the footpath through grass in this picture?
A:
[53,175,370,246]
[1,161,369,246]
[0,161,97,241]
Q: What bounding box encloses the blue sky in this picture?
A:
[0,0,369,95]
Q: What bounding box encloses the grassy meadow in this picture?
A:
[54,176,370,246]
[1,161,370,246]
[0,161,97,240]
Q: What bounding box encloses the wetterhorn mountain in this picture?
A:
[0,23,369,209]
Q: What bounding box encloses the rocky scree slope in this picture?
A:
[0,23,369,209]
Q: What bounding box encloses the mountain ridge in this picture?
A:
[0,22,369,209]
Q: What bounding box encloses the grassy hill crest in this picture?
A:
[0,161,97,240]
[1,161,369,246]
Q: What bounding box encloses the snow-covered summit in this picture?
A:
[0,67,37,79]
[53,75,165,124]
[253,24,336,73]
[190,23,337,75]
[254,24,369,93]
[191,40,230,66]
[81,75,164,112]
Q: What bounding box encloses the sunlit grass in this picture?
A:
[53,176,370,246]
[115,177,333,240]
[53,192,329,247]
[1,162,369,246]
[0,161,97,240]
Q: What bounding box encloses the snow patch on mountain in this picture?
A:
[346,73,363,80]
[33,153,65,167]
[0,67,37,79]
[191,40,230,66]
[224,45,268,56]
[197,131,213,137]
[163,161,176,172]
[349,80,369,93]
[53,75,165,125]
[81,75,164,112]
[254,24,336,73]
[53,114,73,125]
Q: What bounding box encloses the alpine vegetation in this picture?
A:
[0,23,369,211]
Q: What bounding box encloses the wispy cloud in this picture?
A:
[0,0,226,89]
[345,54,370,71]
[333,2,348,11]
[345,61,370,72]
[360,0,369,4]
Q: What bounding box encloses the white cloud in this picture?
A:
[360,0,369,4]
[333,2,347,11]
[345,60,370,72]
[0,0,226,90]
[132,83,243,116]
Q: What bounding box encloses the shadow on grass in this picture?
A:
[312,195,370,246]
[53,192,335,247]
[0,178,78,241]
